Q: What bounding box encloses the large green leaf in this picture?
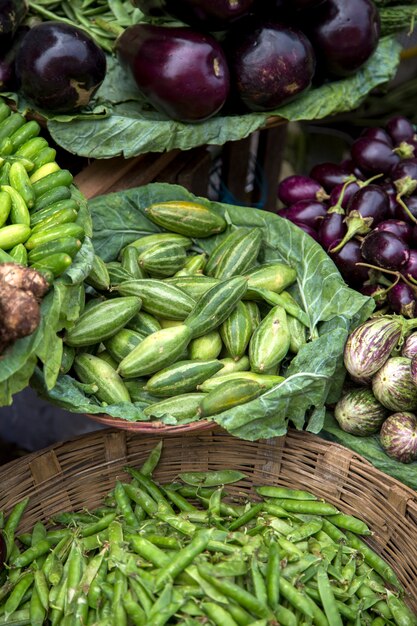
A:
[322,412,417,491]
[38,36,400,159]
[33,183,374,440]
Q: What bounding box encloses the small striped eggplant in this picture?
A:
[334,387,387,436]
[402,331,417,359]
[372,356,417,412]
[343,316,411,382]
[380,412,417,464]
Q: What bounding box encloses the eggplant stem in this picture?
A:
[327,176,356,214]
[329,213,373,253]
[358,173,384,187]
[396,192,417,224]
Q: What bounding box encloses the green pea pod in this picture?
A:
[249,305,291,373]
[202,602,239,626]
[1,185,30,226]
[257,486,317,500]
[178,470,246,487]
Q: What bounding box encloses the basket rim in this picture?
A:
[86,412,214,433]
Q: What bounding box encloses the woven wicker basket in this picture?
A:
[1,428,416,609]
[86,412,214,434]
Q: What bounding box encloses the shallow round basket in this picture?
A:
[86,413,214,434]
[1,428,416,608]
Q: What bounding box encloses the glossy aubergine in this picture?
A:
[132,0,255,29]
[15,22,106,113]
[302,0,380,77]
[116,24,230,123]
[0,0,28,53]
[225,21,315,112]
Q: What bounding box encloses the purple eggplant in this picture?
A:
[334,387,388,436]
[387,282,416,319]
[330,185,389,253]
[386,116,416,146]
[351,138,400,176]
[0,0,27,53]
[360,127,393,146]
[318,212,346,252]
[285,199,327,229]
[343,316,408,381]
[390,159,417,197]
[302,0,380,77]
[360,283,387,307]
[395,195,417,224]
[374,219,412,245]
[329,181,361,210]
[402,332,417,359]
[130,0,170,16]
[132,0,255,29]
[225,21,315,112]
[309,162,350,191]
[330,239,370,287]
[361,230,410,271]
[291,221,319,241]
[15,22,106,113]
[116,24,229,123]
[380,412,417,463]
[401,250,417,282]
[372,356,417,412]
[277,175,328,205]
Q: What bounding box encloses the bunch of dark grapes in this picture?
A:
[276,116,417,317]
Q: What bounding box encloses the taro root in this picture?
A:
[0,263,48,354]
[0,263,48,299]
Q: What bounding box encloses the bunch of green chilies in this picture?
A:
[0,442,415,626]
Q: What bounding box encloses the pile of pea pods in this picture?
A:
[0,442,415,626]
